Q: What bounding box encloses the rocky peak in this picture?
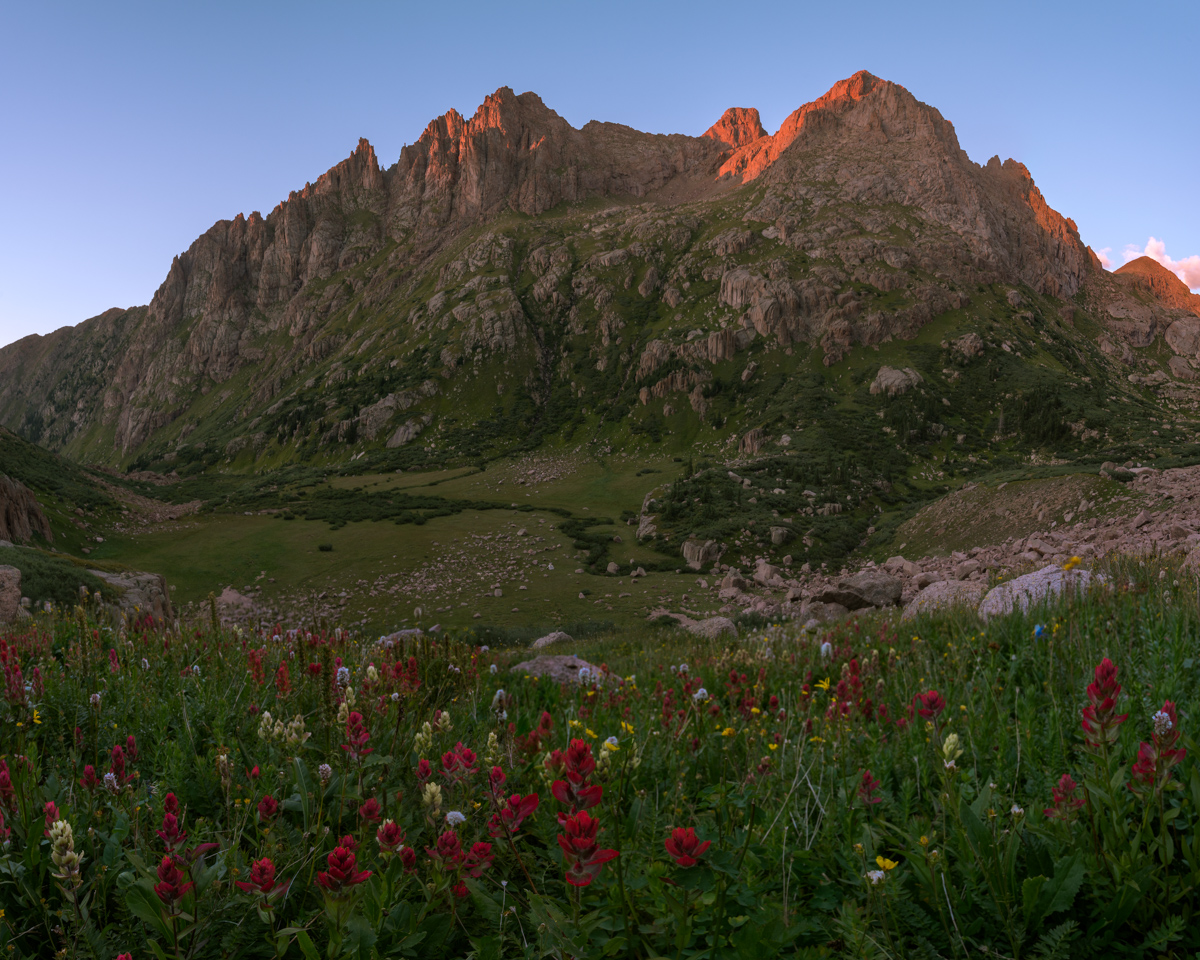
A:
[1115,257,1200,317]
[703,107,767,149]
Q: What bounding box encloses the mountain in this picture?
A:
[0,70,1193,492]
[1114,256,1200,316]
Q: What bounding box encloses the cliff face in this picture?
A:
[0,72,1168,466]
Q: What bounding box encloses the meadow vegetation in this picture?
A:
[0,553,1196,958]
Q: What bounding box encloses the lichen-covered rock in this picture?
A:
[815,570,902,610]
[869,366,923,397]
[977,565,1100,620]
[530,630,573,650]
[682,539,721,570]
[93,570,174,622]
[510,654,602,685]
[901,580,986,621]
[686,617,738,640]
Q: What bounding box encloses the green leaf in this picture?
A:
[466,879,501,923]
[1103,882,1143,933]
[1022,875,1048,927]
[124,879,173,941]
[146,940,169,960]
[468,935,502,960]
[344,914,377,959]
[295,929,321,960]
[293,758,314,829]
[958,798,993,866]
[1046,853,1085,916]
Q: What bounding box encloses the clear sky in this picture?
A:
[2,0,1197,348]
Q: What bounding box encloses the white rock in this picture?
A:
[978,566,1101,620]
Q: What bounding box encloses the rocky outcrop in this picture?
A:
[682,539,722,570]
[0,475,52,544]
[93,570,173,622]
[870,366,923,397]
[703,108,767,150]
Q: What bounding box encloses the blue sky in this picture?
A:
[2,0,1196,348]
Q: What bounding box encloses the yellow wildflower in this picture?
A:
[585,728,597,739]
[721,727,736,737]
[876,856,898,871]
[815,678,831,692]
[32,710,41,725]
[620,721,634,735]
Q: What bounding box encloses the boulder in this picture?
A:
[815,569,902,610]
[869,366,922,397]
[1165,318,1200,357]
[531,630,573,650]
[94,569,174,622]
[953,559,981,580]
[977,565,1101,620]
[681,539,721,570]
[901,580,986,621]
[0,476,53,544]
[686,616,739,640]
[798,600,849,622]
[914,571,943,589]
[753,560,782,584]
[510,654,603,685]
[951,332,984,359]
[606,562,620,574]
[720,571,750,592]
[0,565,20,623]
[770,526,793,546]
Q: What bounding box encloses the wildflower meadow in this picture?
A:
[0,556,1197,959]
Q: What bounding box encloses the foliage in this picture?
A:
[0,547,121,607]
[0,554,1198,957]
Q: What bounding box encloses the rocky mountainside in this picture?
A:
[1,70,1195,491]
[1115,256,1200,316]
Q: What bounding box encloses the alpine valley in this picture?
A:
[4,70,1200,635]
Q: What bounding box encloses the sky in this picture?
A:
[1,0,1197,348]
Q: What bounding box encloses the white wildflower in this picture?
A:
[445,810,466,826]
[866,870,886,885]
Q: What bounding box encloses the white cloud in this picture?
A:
[1095,247,1114,270]
[1122,236,1200,292]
